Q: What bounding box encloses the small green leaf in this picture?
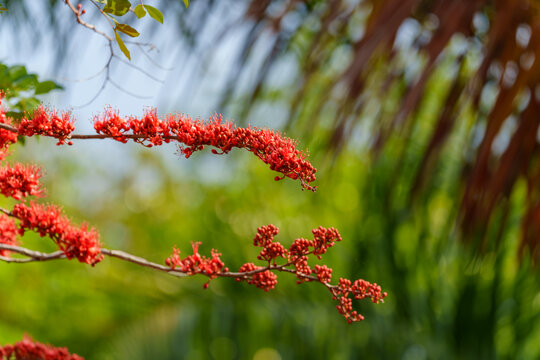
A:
[134,4,146,18]
[35,81,63,95]
[6,111,24,121]
[13,74,38,91]
[115,23,140,37]
[17,97,41,112]
[183,0,189,8]
[143,5,163,24]
[7,65,27,81]
[103,0,131,16]
[114,31,131,60]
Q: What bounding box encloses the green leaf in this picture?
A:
[5,111,24,121]
[114,31,131,60]
[143,5,163,24]
[17,97,41,112]
[103,0,131,16]
[134,4,146,18]
[13,74,38,90]
[183,0,189,8]
[115,23,140,37]
[35,81,63,95]
[7,65,27,81]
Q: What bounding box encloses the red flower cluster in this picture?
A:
[253,225,287,263]
[94,108,317,190]
[12,202,103,265]
[18,105,75,145]
[243,225,386,321]
[236,262,278,291]
[311,226,342,258]
[0,214,18,257]
[285,227,341,281]
[166,242,228,282]
[0,163,43,200]
[332,278,388,323]
[287,227,341,259]
[0,101,18,157]
[314,264,332,284]
[92,107,130,143]
[0,335,83,360]
[288,237,312,257]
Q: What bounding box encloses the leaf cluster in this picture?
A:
[95,0,187,60]
[0,63,62,120]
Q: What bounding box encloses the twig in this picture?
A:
[0,243,324,286]
[113,55,165,83]
[134,43,174,71]
[64,0,113,41]
[0,244,65,261]
[108,78,154,99]
[62,0,164,107]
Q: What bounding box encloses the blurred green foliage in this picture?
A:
[1,95,538,359]
[0,62,62,119]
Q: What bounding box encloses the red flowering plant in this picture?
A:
[0,98,386,354]
[0,335,83,360]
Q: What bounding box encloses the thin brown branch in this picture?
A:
[88,0,116,34]
[134,43,175,71]
[0,243,335,292]
[0,123,17,133]
[62,1,161,106]
[64,0,113,42]
[0,244,66,261]
[0,122,180,142]
[113,55,165,83]
[108,78,153,99]
[100,248,188,278]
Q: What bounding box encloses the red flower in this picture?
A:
[253,225,287,263]
[332,277,388,323]
[18,105,75,145]
[93,107,130,143]
[12,202,103,265]
[0,163,43,200]
[311,226,342,258]
[94,109,317,190]
[0,213,18,257]
[0,100,18,155]
[292,255,312,283]
[236,262,278,291]
[288,237,312,258]
[166,242,228,280]
[0,335,83,360]
[129,109,170,147]
[313,264,332,284]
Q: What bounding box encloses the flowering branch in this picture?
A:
[0,100,386,324]
[0,335,83,360]
[1,104,317,190]
[0,224,387,323]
